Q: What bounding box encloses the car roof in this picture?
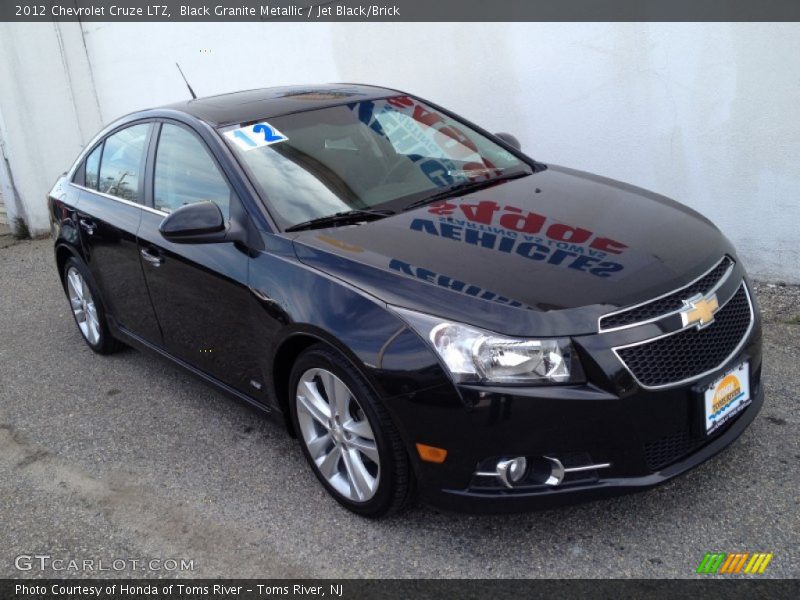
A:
[160,83,401,127]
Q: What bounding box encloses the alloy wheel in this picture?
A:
[66,266,101,345]
[295,368,380,502]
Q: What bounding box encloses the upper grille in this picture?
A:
[600,257,734,330]
[615,283,752,388]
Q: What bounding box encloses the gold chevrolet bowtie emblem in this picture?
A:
[681,293,719,329]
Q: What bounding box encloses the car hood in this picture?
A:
[290,165,735,336]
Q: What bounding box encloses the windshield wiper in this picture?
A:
[285,208,394,232]
[402,170,531,212]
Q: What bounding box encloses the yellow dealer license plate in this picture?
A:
[704,362,751,434]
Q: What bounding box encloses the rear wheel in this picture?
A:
[289,344,413,517]
[63,257,123,354]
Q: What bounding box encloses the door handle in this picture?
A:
[79,218,96,236]
[140,247,164,267]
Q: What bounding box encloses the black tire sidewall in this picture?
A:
[289,344,406,517]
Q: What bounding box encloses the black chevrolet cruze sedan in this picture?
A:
[49,84,762,517]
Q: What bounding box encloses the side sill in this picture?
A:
[114,324,277,418]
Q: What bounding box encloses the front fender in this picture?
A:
[248,238,451,397]
[247,237,462,469]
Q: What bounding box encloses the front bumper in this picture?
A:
[393,286,763,514]
[427,381,763,513]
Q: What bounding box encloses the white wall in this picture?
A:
[0,22,104,233]
[1,22,799,282]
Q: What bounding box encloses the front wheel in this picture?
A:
[289,344,414,517]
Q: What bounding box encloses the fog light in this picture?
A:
[496,457,528,488]
[543,456,566,486]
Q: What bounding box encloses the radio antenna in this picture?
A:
[175,63,197,100]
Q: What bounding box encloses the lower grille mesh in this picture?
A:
[643,430,703,472]
[616,284,752,388]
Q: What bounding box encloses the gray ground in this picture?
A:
[0,237,798,579]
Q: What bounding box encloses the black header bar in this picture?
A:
[2,579,799,600]
[4,0,800,22]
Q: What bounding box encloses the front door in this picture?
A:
[136,121,260,394]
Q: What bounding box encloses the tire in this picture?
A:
[289,344,414,518]
[62,256,124,355]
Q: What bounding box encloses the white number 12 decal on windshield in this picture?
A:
[224,122,288,151]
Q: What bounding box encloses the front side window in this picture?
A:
[221,95,531,228]
[97,123,150,203]
[154,124,232,218]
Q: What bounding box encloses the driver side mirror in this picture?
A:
[159,201,229,244]
[494,132,522,151]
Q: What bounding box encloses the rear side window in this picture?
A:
[84,144,102,190]
[97,124,150,203]
[153,124,232,218]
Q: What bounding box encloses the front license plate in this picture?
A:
[704,362,751,434]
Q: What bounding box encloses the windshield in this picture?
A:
[220,95,531,229]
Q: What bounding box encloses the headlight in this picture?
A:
[390,306,583,385]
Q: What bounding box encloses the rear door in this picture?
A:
[136,121,259,393]
[73,122,162,344]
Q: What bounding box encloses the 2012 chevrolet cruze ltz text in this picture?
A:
[48,84,763,517]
